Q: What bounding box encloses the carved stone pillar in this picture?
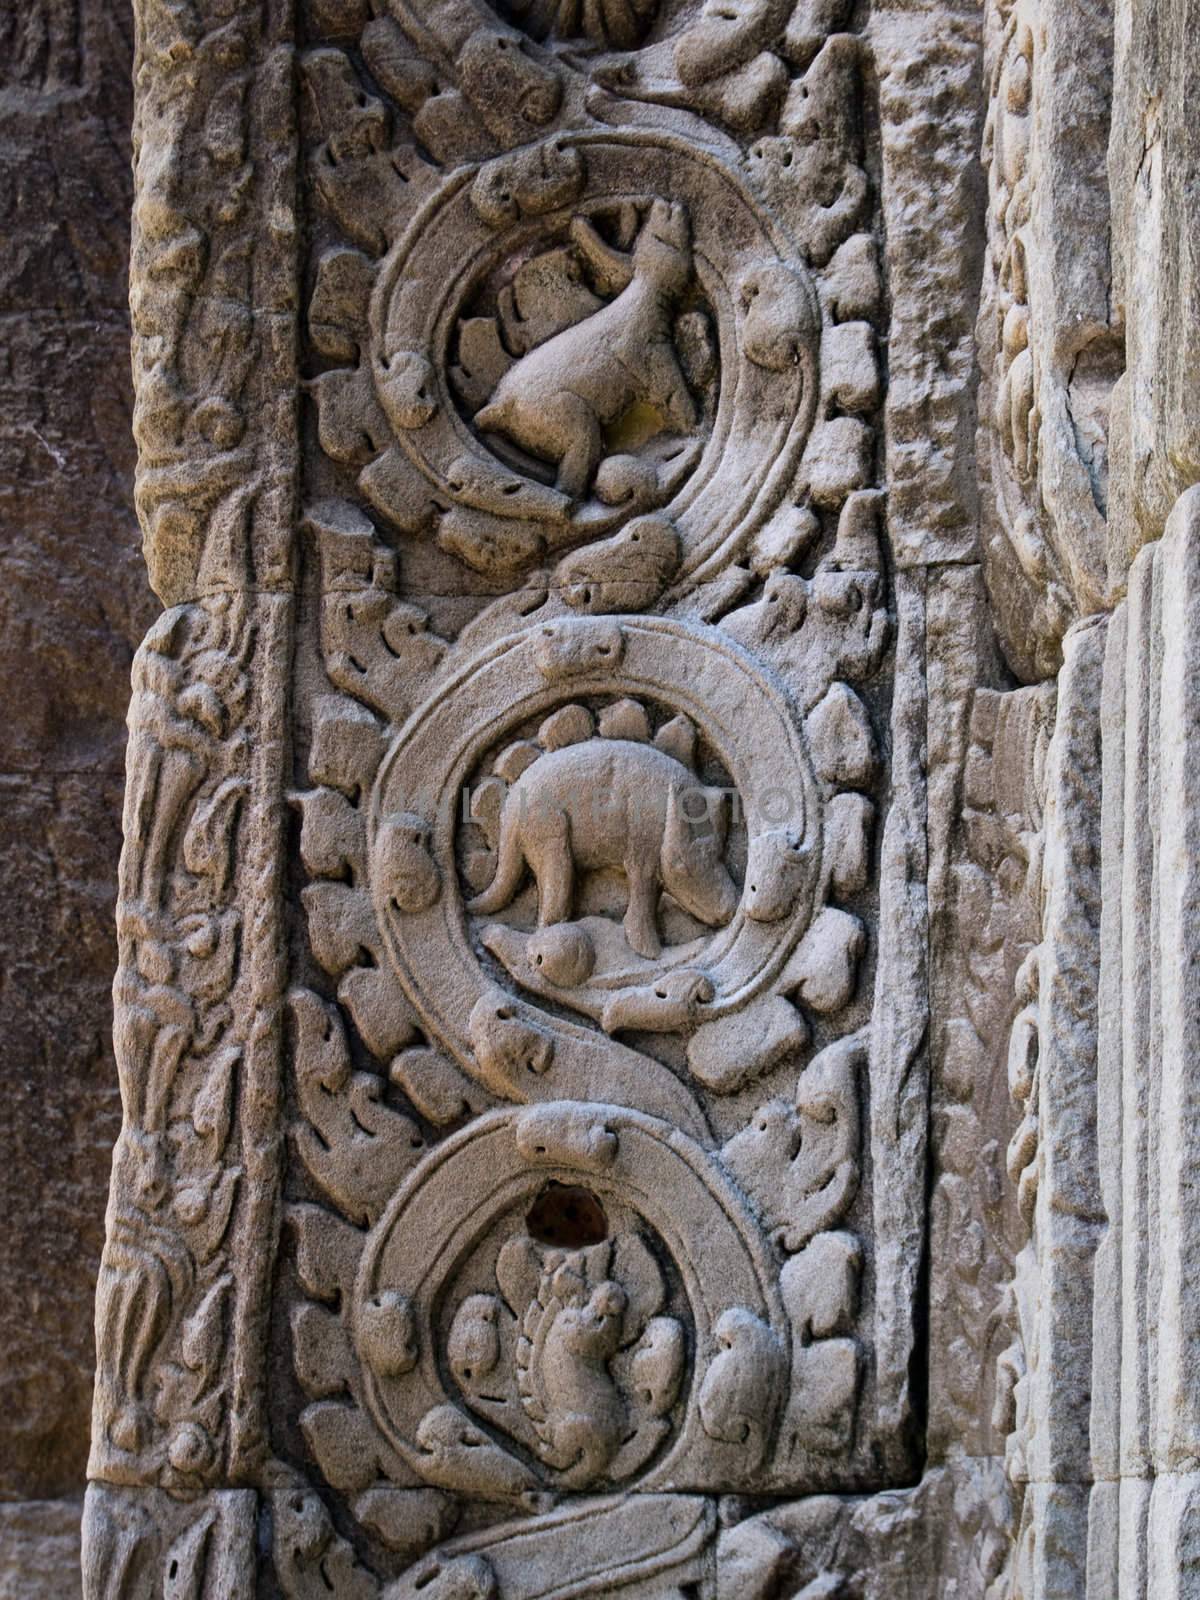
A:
[974,0,1200,1586]
[81,0,298,1575]
[92,0,1200,1589]
[86,0,942,1584]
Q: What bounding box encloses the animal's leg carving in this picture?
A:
[555,1414,613,1487]
[644,339,698,433]
[524,805,574,926]
[625,860,662,959]
[549,392,605,499]
[569,214,635,296]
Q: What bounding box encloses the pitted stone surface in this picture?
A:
[0,0,150,1533]
[57,0,1200,1593]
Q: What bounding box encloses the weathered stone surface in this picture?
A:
[0,0,150,1527]
[0,1499,83,1599]
[1108,0,1200,569]
[0,777,125,1502]
[37,0,1200,1594]
[81,1486,256,1597]
[977,0,1121,681]
[873,1,984,571]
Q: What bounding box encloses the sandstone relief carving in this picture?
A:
[466,721,738,959]
[85,0,951,1591]
[449,1229,685,1486]
[929,676,1053,1557]
[505,0,660,50]
[90,598,254,1491]
[469,200,705,500]
[73,0,1200,1589]
[283,0,901,1571]
[977,0,1122,680]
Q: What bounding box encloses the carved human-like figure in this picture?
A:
[474,200,699,498]
[468,737,738,958]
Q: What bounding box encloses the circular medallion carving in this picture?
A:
[353,1101,785,1497]
[364,131,820,585]
[367,615,822,1121]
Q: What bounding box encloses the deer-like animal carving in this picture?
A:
[474,199,699,499]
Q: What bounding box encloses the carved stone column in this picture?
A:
[973,0,1200,1586]
[81,0,299,1578]
[87,0,1170,1591]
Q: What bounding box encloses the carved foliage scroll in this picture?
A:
[103,0,926,1590]
[275,10,914,1592]
[88,0,299,1497]
[280,3,907,1586]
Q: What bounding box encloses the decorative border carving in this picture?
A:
[87,0,972,1591]
[86,0,298,1506]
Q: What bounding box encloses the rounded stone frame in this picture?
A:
[366,128,821,586]
[354,1100,786,1495]
[368,613,824,1130]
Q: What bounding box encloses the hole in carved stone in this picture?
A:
[525,1182,608,1248]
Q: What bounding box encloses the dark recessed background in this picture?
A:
[0,0,155,1516]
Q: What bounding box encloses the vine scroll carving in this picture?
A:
[86,0,936,1593]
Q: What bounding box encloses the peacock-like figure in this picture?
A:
[447,1226,686,1488]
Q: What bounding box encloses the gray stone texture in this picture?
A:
[0,0,151,1552]
[0,1500,82,1599]
[0,0,1193,1590]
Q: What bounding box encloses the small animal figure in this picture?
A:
[414,1404,542,1503]
[448,1294,502,1388]
[468,739,738,959]
[474,200,699,499]
[600,968,715,1035]
[519,1257,629,1487]
[555,514,681,614]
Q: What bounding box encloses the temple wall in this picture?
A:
[2,0,1198,1591]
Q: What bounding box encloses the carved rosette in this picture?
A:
[312,133,823,587]
[357,1105,784,1491]
[370,616,824,1104]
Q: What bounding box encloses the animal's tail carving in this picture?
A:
[469,788,529,915]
